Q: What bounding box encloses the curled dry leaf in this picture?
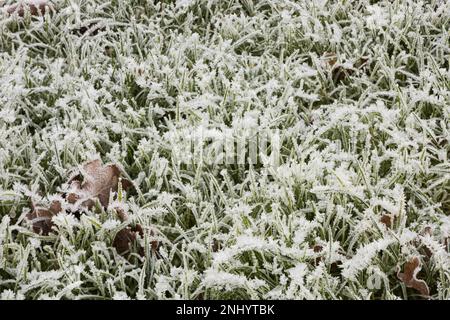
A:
[113,224,144,256]
[65,159,133,210]
[419,227,433,259]
[112,206,158,257]
[323,52,337,68]
[313,244,323,253]
[113,206,139,255]
[26,159,132,236]
[4,0,53,17]
[421,227,432,236]
[313,244,323,265]
[70,22,106,36]
[114,206,129,223]
[26,200,61,235]
[24,159,159,259]
[380,213,393,228]
[113,226,159,257]
[310,244,339,272]
[212,239,221,252]
[397,256,430,297]
[322,52,369,84]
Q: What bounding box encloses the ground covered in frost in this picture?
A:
[0,0,449,300]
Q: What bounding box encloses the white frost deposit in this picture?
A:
[0,0,449,300]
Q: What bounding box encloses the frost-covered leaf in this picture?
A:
[397,257,430,298]
[26,200,61,235]
[113,225,143,256]
[4,0,53,16]
[65,159,133,210]
[380,213,393,228]
[0,0,448,300]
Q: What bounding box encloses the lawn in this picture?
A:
[0,0,449,300]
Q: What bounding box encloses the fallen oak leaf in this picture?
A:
[212,238,221,252]
[65,159,133,211]
[322,52,337,68]
[322,52,369,84]
[113,225,159,257]
[112,206,159,257]
[26,199,61,235]
[380,213,393,228]
[422,227,433,236]
[25,159,133,236]
[4,0,54,17]
[113,225,144,256]
[21,158,158,268]
[69,22,106,36]
[312,244,323,265]
[114,206,129,222]
[397,256,430,297]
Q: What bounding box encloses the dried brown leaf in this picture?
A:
[66,159,133,210]
[111,206,158,257]
[70,23,106,36]
[322,52,369,84]
[313,244,323,253]
[380,214,393,228]
[322,52,337,67]
[397,257,430,297]
[212,239,221,252]
[114,207,129,223]
[26,159,132,236]
[113,227,141,256]
[313,244,323,265]
[26,200,61,235]
[112,224,158,257]
[24,160,159,260]
[422,227,432,236]
[5,0,54,17]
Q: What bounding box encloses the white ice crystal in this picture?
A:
[341,238,394,280]
[102,219,120,231]
[0,0,448,300]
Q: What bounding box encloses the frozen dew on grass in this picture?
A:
[0,0,449,300]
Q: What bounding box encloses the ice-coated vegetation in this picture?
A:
[0,0,449,300]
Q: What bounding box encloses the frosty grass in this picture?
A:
[0,0,449,300]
